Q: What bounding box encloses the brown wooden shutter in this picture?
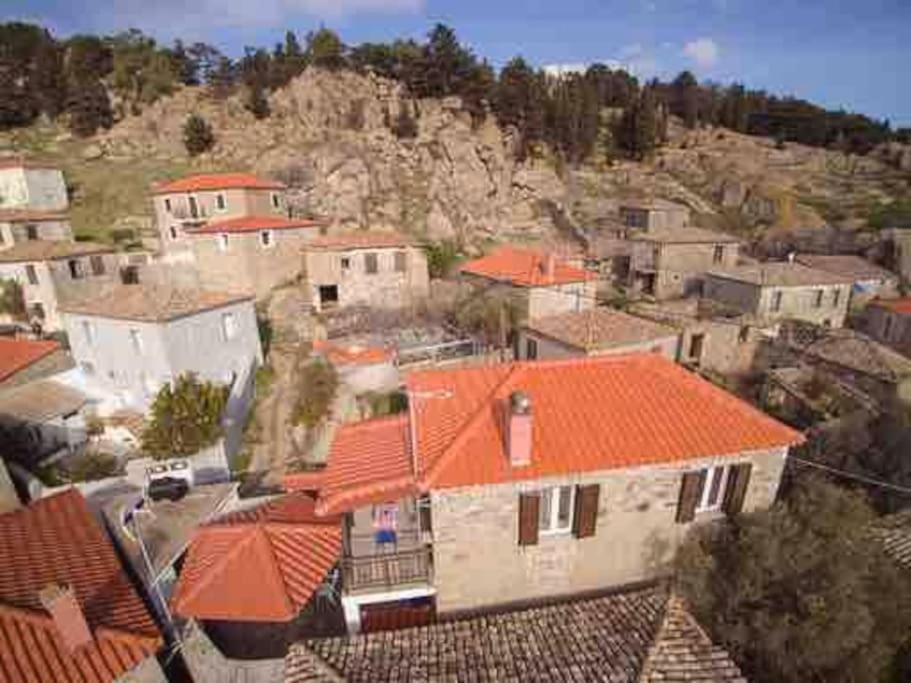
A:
[722,463,752,516]
[676,470,706,523]
[572,484,600,539]
[518,493,540,546]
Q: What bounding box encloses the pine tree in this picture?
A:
[66,78,112,136]
[307,28,345,70]
[208,56,235,99]
[671,70,699,129]
[245,82,270,119]
[183,114,215,156]
[141,374,228,459]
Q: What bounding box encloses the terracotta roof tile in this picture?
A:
[152,172,285,194]
[708,262,854,287]
[312,340,394,366]
[306,232,416,251]
[0,489,162,682]
[286,585,744,682]
[0,240,113,263]
[189,215,326,235]
[523,308,678,352]
[59,284,251,322]
[795,254,896,282]
[873,510,911,570]
[171,494,342,622]
[460,245,594,287]
[871,297,911,315]
[0,338,60,383]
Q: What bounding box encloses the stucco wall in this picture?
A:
[516,328,679,362]
[526,281,596,320]
[64,299,262,412]
[0,168,68,211]
[705,276,851,328]
[429,447,789,613]
[189,227,318,298]
[630,241,739,300]
[0,219,72,250]
[305,247,430,311]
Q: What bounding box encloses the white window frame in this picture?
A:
[260,230,274,249]
[537,485,575,535]
[215,193,227,212]
[217,233,229,252]
[695,464,732,513]
[82,321,95,347]
[221,312,237,341]
[129,328,143,355]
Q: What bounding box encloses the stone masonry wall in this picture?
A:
[705,277,851,328]
[429,447,788,613]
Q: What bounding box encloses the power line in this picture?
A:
[789,456,911,495]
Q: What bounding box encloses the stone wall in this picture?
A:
[0,219,72,249]
[630,241,739,300]
[704,277,851,328]
[0,168,68,211]
[515,328,680,362]
[429,447,788,613]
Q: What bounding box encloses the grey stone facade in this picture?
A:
[0,166,68,212]
[628,232,740,300]
[862,302,911,357]
[0,218,72,250]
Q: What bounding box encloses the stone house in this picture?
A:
[0,208,73,251]
[619,198,690,232]
[303,232,430,312]
[705,262,853,328]
[0,488,165,682]
[152,172,287,256]
[516,307,679,362]
[628,227,741,300]
[460,245,596,321]
[184,215,325,298]
[861,298,911,356]
[0,240,122,331]
[285,353,801,632]
[60,285,263,413]
[795,253,899,307]
[0,158,68,212]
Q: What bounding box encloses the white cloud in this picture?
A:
[682,38,720,69]
[542,63,588,77]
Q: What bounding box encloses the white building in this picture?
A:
[0,159,68,213]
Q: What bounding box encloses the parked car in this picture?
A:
[148,476,189,502]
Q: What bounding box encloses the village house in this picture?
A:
[183,215,325,298]
[60,285,263,412]
[0,337,72,388]
[704,262,853,328]
[516,307,679,362]
[460,245,596,321]
[619,198,691,232]
[0,240,122,331]
[285,353,801,633]
[152,172,288,256]
[795,253,899,306]
[0,158,68,213]
[303,232,430,312]
[0,208,73,250]
[0,488,165,682]
[862,298,911,356]
[628,227,741,300]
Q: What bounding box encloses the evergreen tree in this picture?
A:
[461,60,496,126]
[141,374,228,459]
[207,56,235,99]
[66,78,112,136]
[424,23,474,97]
[615,87,659,160]
[307,28,345,70]
[671,70,699,129]
[183,113,215,155]
[171,39,198,85]
[188,42,223,85]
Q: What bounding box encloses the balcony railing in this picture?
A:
[341,546,433,593]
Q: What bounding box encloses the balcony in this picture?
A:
[341,545,433,594]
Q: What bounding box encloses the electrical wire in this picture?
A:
[789,456,911,495]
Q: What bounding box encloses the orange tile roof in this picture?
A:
[171,494,342,622]
[460,246,594,287]
[306,232,416,251]
[152,172,285,194]
[300,355,803,510]
[0,338,60,383]
[312,340,394,366]
[189,215,326,235]
[872,298,911,315]
[0,489,162,682]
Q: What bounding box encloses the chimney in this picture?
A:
[39,584,93,652]
[506,391,533,467]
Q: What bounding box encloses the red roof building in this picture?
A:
[460,245,594,287]
[0,337,61,384]
[0,489,162,682]
[171,494,342,622]
[306,232,417,251]
[871,297,911,315]
[188,215,325,235]
[153,172,285,194]
[296,354,802,513]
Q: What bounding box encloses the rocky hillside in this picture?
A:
[2,68,909,250]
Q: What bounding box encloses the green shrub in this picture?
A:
[292,360,338,428]
[141,373,228,459]
[424,240,462,279]
[183,114,215,156]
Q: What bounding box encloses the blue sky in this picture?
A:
[6,0,910,125]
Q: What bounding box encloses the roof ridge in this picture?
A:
[257,526,299,618]
[172,528,262,609]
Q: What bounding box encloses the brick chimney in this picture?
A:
[39,584,93,652]
[506,391,533,467]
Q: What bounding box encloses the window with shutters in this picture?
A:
[518,493,540,546]
[538,486,574,535]
[526,337,538,360]
[696,465,732,512]
[771,290,783,312]
[677,463,752,523]
[215,193,227,212]
[90,255,105,276]
[25,264,38,285]
[813,289,824,308]
[365,252,379,274]
[394,251,407,272]
[572,484,600,539]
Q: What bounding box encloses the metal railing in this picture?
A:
[340,546,433,593]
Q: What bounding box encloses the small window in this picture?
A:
[365,252,379,274]
[394,250,407,272]
[215,193,226,211]
[526,338,538,360]
[696,465,732,513]
[217,233,229,252]
[271,192,280,210]
[832,288,841,308]
[25,224,38,241]
[221,312,237,341]
[0,229,5,245]
[813,289,823,308]
[82,321,95,346]
[340,257,351,270]
[169,226,179,240]
[31,303,45,320]
[129,329,143,355]
[68,259,84,280]
[689,333,704,360]
[90,255,105,276]
[260,230,273,248]
[188,195,199,218]
[884,315,894,340]
[771,290,783,312]
[712,245,724,264]
[164,198,172,213]
[25,264,38,285]
[538,486,574,534]
[738,326,749,343]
